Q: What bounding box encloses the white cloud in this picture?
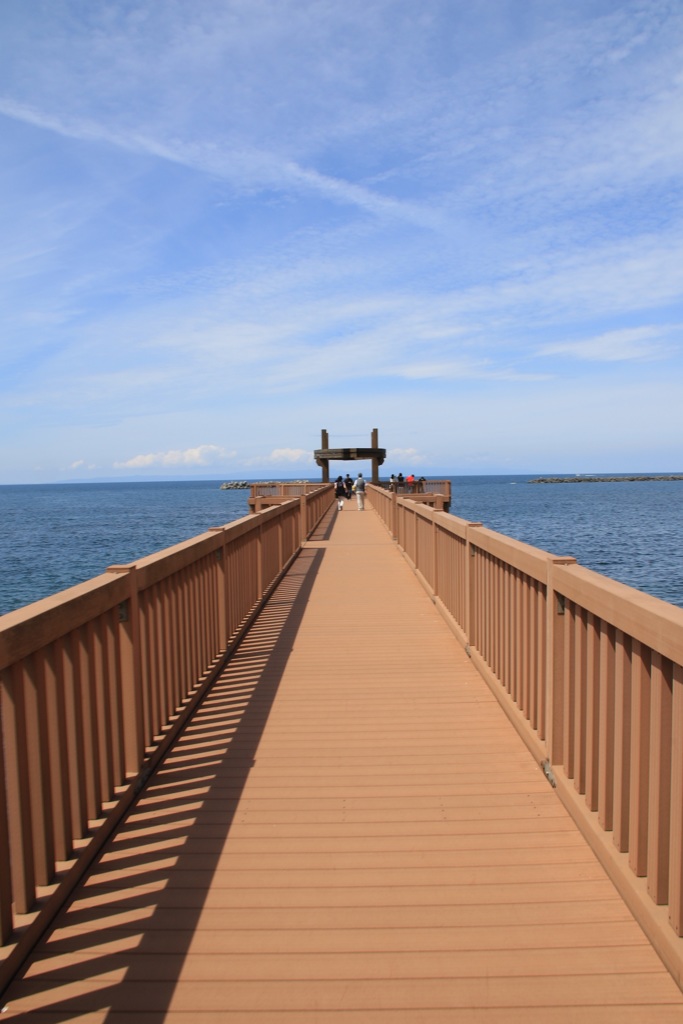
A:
[114,445,235,468]
[268,448,312,462]
[243,448,313,466]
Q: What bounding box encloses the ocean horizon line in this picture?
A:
[3,470,683,488]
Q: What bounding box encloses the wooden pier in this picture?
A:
[2,486,683,1020]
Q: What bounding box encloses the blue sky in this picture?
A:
[2,0,683,482]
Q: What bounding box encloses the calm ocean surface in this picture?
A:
[1,475,682,616]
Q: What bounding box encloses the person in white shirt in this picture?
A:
[354,472,366,510]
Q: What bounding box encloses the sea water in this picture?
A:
[0,476,682,616]
[450,475,683,609]
[0,481,249,616]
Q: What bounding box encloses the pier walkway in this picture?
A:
[4,501,683,1021]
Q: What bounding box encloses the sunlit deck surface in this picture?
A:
[5,501,683,1022]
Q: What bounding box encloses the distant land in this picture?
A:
[530,475,683,484]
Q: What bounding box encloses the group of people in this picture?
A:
[334,473,367,510]
[334,470,427,513]
[388,473,426,493]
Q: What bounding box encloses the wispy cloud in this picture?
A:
[0,95,437,227]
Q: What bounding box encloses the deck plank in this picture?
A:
[4,501,683,1022]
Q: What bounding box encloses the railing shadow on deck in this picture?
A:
[4,538,329,1020]
[309,505,338,542]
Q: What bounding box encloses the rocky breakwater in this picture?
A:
[530,475,683,484]
[220,479,311,490]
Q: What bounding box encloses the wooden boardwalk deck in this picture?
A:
[4,501,683,1022]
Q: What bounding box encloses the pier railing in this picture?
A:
[391,478,451,496]
[0,485,334,977]
[250,481,323,497]
[248,481,332,512]
[249,479,451,512]
[370,484,683,982]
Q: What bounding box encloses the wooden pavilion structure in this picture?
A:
[314,428,386,484]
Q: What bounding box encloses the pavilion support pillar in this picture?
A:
[371,429,380,483]
[319,430,330,482]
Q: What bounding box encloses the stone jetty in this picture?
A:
[530,474,683,484]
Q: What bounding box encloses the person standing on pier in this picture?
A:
[344,474,354,499]
[354,472,366,510]
[334,475,345,510]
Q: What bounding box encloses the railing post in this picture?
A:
[669,662,683,933]
[546,557,577,766]
[0,664,35,914]
[209,528,228,651]
[257,521,264,597]
[300,493,308,544]
[106,564,145,777]
[432,511,438,599]
[465,523,483,643]
[413,504,418,564]
[648,652,673,904]
[0,721,12,943]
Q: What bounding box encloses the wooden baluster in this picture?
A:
[584,613,601,812]
[23,653,55,885]
[598,622,616,831]
[562,601,576,779]
[612,630,632,852]
[62,631,88,838]
[44,639,72,862]
[573,606,588,795]
[629,640,651,876]
[107,564,145,777]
